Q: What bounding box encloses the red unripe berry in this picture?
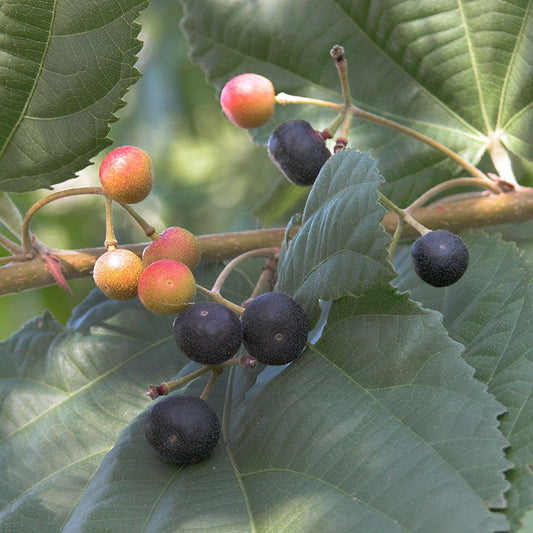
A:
[93,248,144,300]
[220,73,275,129]
[99,146,153,204]
[142,227,201,270]
[138,259,196,315]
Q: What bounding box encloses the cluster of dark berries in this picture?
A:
[220,74,331,187]
[173,292,309,368]
[144,291,310,465]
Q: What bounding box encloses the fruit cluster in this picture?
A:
[173,291,309,368]
[92,145,311,465]
[93,146,201,314]
[220,73,331,187]
[220,72,471,288]
[145,291,309,465]
[93,63,474,467]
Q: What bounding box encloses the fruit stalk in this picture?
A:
[200,368,223,401]
[378,191,429,236]
[119,203,157,239]
[211,247,280,294]
[331,45,354,149]
[195,284,245,316]
[21,187,105,254]
[103,196,118,249]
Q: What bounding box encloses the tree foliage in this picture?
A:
[1,1,533,532]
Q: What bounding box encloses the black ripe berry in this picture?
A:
[267,119,331,186]
[172,301,243,365]
[144,395,221,464]
[410,230,469,287]
[241,292,309,365]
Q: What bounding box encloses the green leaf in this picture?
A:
[234,293,509,532]
[58,291,510,533]
[0,0,149,192]
[61,149,510,533]
[0,295,176,532]
[276,149,392,322]
[393,230,533,531]
[181,0,533,205]
[0,265,255,532]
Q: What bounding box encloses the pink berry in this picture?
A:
[220,74,275,129]
[137,260,196,315]
[142,227,200,270]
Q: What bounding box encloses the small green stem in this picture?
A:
[351,105,491,182]
[323,113,344,139]
[331,45,352,109]
[21,187,105,254]
[0,233,23,255]
[388,218,404,261]
[200,368,223,401]
[148,359,241,399]
[331,45,354,150]
[118,203,158,239]
[195,284,245,315]
[275,92,343,112]
[406,176,502,213]
[103,196,117,249]
[0,253,32,265]
[211,247,279,294]
[248,254,279,301]
[378,191,429,236]
[156,366,212,396]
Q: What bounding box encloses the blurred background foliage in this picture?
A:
[0,0,289,339]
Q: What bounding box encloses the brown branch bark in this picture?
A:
[2,188,533,297]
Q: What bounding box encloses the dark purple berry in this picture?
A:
[144,395,220,464]
[173,301,243,365]
[411,230,469,287]
[267,119,331,186]
[241,292,309,365]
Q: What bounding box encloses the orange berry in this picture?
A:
[93,248,144,300]
[99,146,153,204]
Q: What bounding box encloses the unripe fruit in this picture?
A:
[93,248,144,300]
[411,229,469,287]
[173,301,243,365]
[241,292,309,365]
[142,227,201,270]
[220,73,275,129]
[145,395,220,464]
[99,145,153,204]
[267,119,331,186]
[137,260,196,315]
